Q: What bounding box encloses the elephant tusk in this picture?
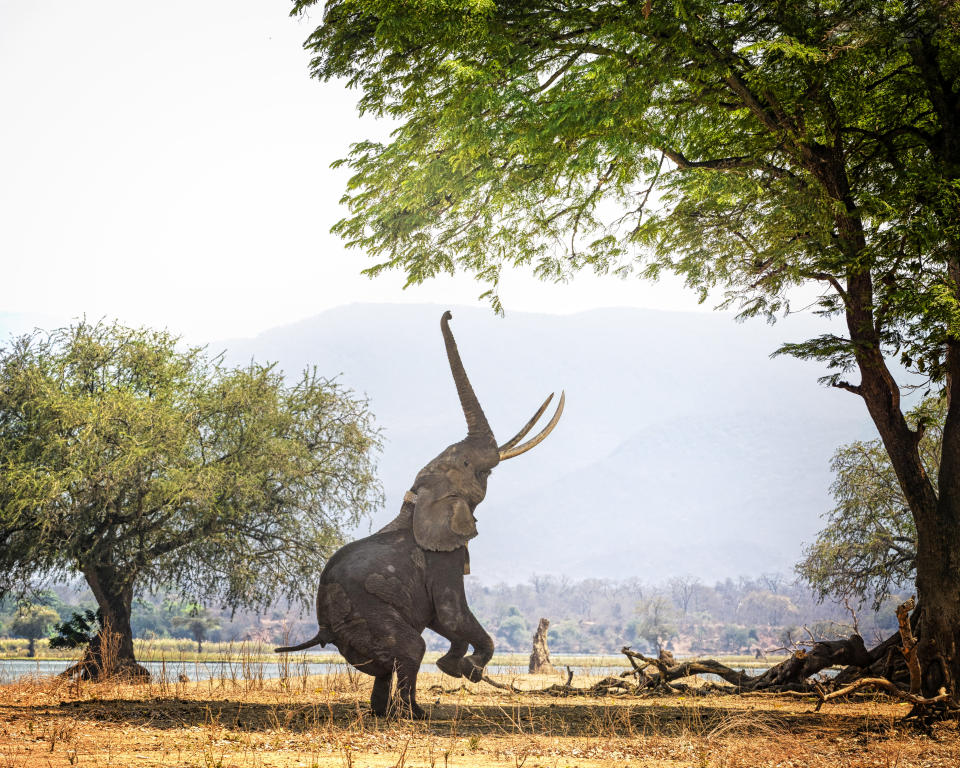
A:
[498,391,565,461]
[497,393,554,453]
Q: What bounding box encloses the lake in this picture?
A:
[0,657,637,683]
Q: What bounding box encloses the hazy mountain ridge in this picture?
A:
[218,303,876,583]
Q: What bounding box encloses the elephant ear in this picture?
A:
[412,487,478,551]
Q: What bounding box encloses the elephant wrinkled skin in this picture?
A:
[276,311,564,718]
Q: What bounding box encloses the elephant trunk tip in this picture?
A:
[440,310,495,443]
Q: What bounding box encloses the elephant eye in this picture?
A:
[463,459,470,467]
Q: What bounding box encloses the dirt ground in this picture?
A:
[1,668,958,768]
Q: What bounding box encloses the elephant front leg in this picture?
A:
[430,632,468,678]
[431,606,494,684]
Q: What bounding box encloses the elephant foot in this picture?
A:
[435,654,463,678]
[459,656,485,683]
[371,701,425,719]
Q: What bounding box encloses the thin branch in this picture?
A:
[832,380,864,396]
[813,677,951,711]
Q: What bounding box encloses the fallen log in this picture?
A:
[620,637,871,693]
[468,600,953,716]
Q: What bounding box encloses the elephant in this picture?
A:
[275,310,564,718]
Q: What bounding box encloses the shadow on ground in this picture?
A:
[2,696,902,739]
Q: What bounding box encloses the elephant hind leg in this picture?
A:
[379,624,426,719]
[370,673,392,717]
[394,657,426,719]
[337,642,392,678]
[338,609,427,719]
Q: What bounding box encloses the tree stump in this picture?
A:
[529,618,555,674]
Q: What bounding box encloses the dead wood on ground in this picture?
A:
[473,599,957,718]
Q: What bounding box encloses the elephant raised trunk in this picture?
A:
[440,310,495,449]
[440,310,564,462]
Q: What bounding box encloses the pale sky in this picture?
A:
[0,0,723,342]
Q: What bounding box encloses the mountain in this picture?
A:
[219,303,878,584]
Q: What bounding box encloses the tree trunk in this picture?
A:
[840,263,959,705]
[855,349,960,702]
[914,497,960,699]
[27,637,35,658]
[529,618,554,674]
[66,567,150,681]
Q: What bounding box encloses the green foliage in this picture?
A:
[496,605,529,649]
[0,320,383,616]
[9,604,60,642]
[295,0,960,382]
[297,1,960,635]
[736,591,800,626]
[798,396,943,608]
[49,610,102,650]
[170,603,221,652]
[10,603,61,657]
[721,625,759,653]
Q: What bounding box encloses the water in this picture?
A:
[0,656,342,683]
[0,657,778,684]
[0,657,627,683]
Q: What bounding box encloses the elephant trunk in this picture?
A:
[440,311,494,444]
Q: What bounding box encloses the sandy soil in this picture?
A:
[1,669,958,767]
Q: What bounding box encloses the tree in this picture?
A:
[736,590,800,626]
[0,320,382,678]
[171,604,221,654]
[294,0,960,702]
[632,595,677,654]
[799,396,943,608]
[668,575,701,619]
[497,606,530,650]
[10,604,61,657]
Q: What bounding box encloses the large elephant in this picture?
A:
[276,310,563,718]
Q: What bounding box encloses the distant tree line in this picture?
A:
[0,588,316,656]
[459,573,907,656]
[2,573,907,660]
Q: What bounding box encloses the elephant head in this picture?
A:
[409,310,564,552]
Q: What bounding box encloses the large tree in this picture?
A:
[0,321,382,678]
[293,0,960,701]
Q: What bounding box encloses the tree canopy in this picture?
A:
[297,0,958,358]
[294,0,960,701]
[0,320,382,675]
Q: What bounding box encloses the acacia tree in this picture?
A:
[0,321,382,678]
[799,396,943,609]
[171,604,221,654]
[293,0,960,700]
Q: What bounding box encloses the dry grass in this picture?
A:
[0,661,957,768]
